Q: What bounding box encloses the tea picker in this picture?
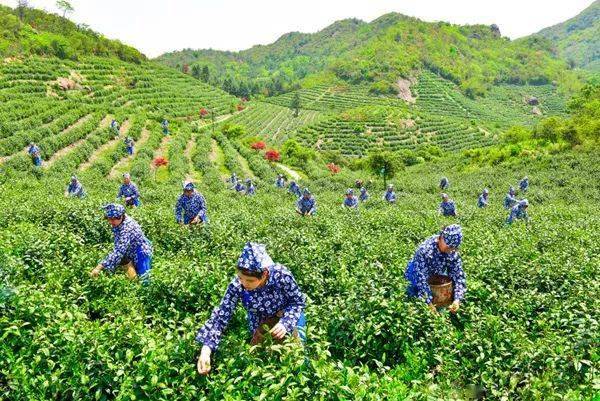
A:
[404,224,466,313]
[359,187,369,202]
[507,199,530,224]
[110,119,120,137]
[28,142,42,166]
[288,180,301,197]
[175,181,208,225]
[477,188,489,208]
[233,179,246,193]
[161,119,169,135]
[275,174,286,188]
[519,176,529,193]
[296,188,316,216]
[65,175,85,198]
[383,184,396,203]
[124,137,134,155]
[117,173,140,207]
[245,179,256,195]
[196,242,306,375]
[343,188,359,209]
[228,172,238,185]
[504,186,517,210]
[440,176,449,190]
[90,204,153,284]
[439,193,457,216]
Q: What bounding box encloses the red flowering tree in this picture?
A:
[199,108,209,117]
[264,149,281,162]
[251,141,266,150]
[153,156,169,167]
[326,162,341,174]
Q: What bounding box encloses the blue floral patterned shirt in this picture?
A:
[233,182,245,192]
[117,183,140,202]
[246,184,256,195]
[297,197,316,215]
[101,216,153,272]
[343,196,359,208]
[440,201,456,216]
[383,190,396,203]
[67,181,85,198]
[28,145,40,156]
[519,179,529,191]
[196,264,306,351]
[507,205,529,224]
[504,194,517,210]
[276,177,286,188]
[405,235,466,304]
[478,194,488,208]
[359,191,369,202]
[175,191,207,223]
[289,183,301,197]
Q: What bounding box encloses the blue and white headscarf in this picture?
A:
[237,242,274,273]
[123,173,131,180]
[102,204,125,218]
[519,199,529,207]
[441,224,463,248]
[346,188,354,195]
[183,181,195,191]
[303,188,311,196]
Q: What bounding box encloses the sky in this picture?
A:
[0,0,595,58]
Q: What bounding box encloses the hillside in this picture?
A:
[157,12,580,98]
[0,4,144,63]
[533,0,600,70]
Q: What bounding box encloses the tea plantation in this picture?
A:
[0,53,598,401]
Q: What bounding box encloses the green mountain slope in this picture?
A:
[533,0,599,70]
[0,4,144,63]
[157,12,580,98]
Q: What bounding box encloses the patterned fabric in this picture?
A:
[183,181,195,191]
[175,191,207,224]
[124,138,134,155]
[233,181,245,192]
[237,242,274,273]
[343,195,359,208]
[504,193,517,210]
[246,183,256,195]
[288,182,301,197]
[117,182,140,205]
[103,203,125,218]
[440,177,449,190]
[67,180,85,198]
[507,201,529,224]
[162,120,169,134]
[519,177,529,192]
[195,263,306,351]
[28,144,40,156]
[383,189,396,203]
[441,224,463,248]
[404,234,466,304]
[440,200,457,216]
[101,215,153,272]
[359,188,369,202]
[276,176,286,188]
[228,173,237,184]
[478,192,488,208]
[297,196,316,215]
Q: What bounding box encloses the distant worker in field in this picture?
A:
[296,188,316,216]
[276,174,286,188]
[405,224,466,313]
[28,142,42,167]
[288,180,301,198]
[195,242,306,376]
[343,189,359,209]
[90,204,152,284]
[161,119,169,135]
[383,184,396,203]
[245,179,256,196]
[504,187,517,210]
[359,187,369,202]
[175,181,208,225]
[440,177,450,190]
[124,137,134,156]
[65,175,85,198]
[507,199,530,225]
[519,176,529,193]
[117,173,140,207]
[233,179,246,193]
[478,188,489,208]
[110,119,120,137]
[355,179,363,189]
[228,172,238,185]
[439,193,457,217]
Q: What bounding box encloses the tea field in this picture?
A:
[0,56,598,401]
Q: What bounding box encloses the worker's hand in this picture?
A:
[197,346,211,375]
[269,323,287,340]
[90,264,103,278]
[428,303,438,313]
[448,300,460,313]
[191,216,200,224]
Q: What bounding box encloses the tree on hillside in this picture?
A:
[16,0,29,21]
[367,151,400,189]
[291,92,301,117]
[56,0,74,18]
[200,65,210,83]
[191,64,201,80]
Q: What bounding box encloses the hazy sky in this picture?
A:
[0,0,594,58]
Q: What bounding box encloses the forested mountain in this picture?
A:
[157,12,580,98]
[533,0,599,71]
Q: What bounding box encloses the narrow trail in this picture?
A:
[0,113,94,165]
[108,126,150,179]
[235,150,255,179]
[276,163,302,181]
[184,134,202,183]
[79,119,131,171]
[43,115,111,169]
[209,138,229,179]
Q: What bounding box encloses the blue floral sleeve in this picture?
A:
[277,270,306,333]
[448,255,466,301]
[412,250,433,304]
[196,280,241,351]
[101,231,131,272]
[175,195,184,223]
